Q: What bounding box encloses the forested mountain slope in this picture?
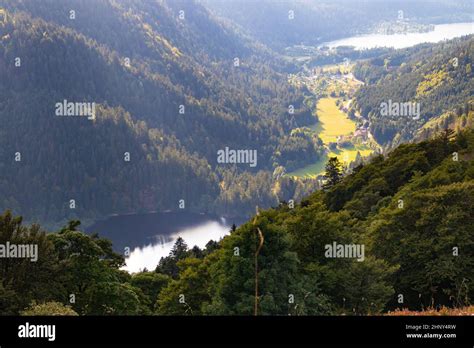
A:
[354,35,474,149]
[159,128,473,315]
[2,128,472,315]
[0,0,319,226]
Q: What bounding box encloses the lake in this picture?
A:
[86,212,245,273]
[321,22,474,49]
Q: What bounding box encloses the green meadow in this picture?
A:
[289,97,373,178]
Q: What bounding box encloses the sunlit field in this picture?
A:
[312,97,356,143]
[289,97,373,178]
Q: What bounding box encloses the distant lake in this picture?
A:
[86,212,245,273]
[321,22,474,50]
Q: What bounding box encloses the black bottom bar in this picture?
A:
[1,315,472,346]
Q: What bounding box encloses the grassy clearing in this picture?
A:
[288,97,373,178]
[320,63,353,74]
[287,153,329,178]
[311,97,356,143]
[287,64,376,179]
[329,145,373,164]
[287,144,372,178]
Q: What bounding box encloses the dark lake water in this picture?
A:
[86,212,245,273]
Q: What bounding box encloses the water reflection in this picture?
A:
[322,22,474,50]
[123,220,231,273]
[86,212,240,273]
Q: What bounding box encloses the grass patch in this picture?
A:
[312,97,356,143]
[288,98,373,178]
[287,144,372,178]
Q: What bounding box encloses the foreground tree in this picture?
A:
[323,157,343,189]
[155,237,189,278]
[20,301,78,316]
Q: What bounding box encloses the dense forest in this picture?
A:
[353,35,474,149]
[0,0,321,227]
[1,128,472,315]
[0,0,472,319]
[1,0,472,228]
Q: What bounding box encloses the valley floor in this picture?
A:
[287,64,379,178]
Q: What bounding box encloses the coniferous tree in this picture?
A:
[323,157,343,189]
